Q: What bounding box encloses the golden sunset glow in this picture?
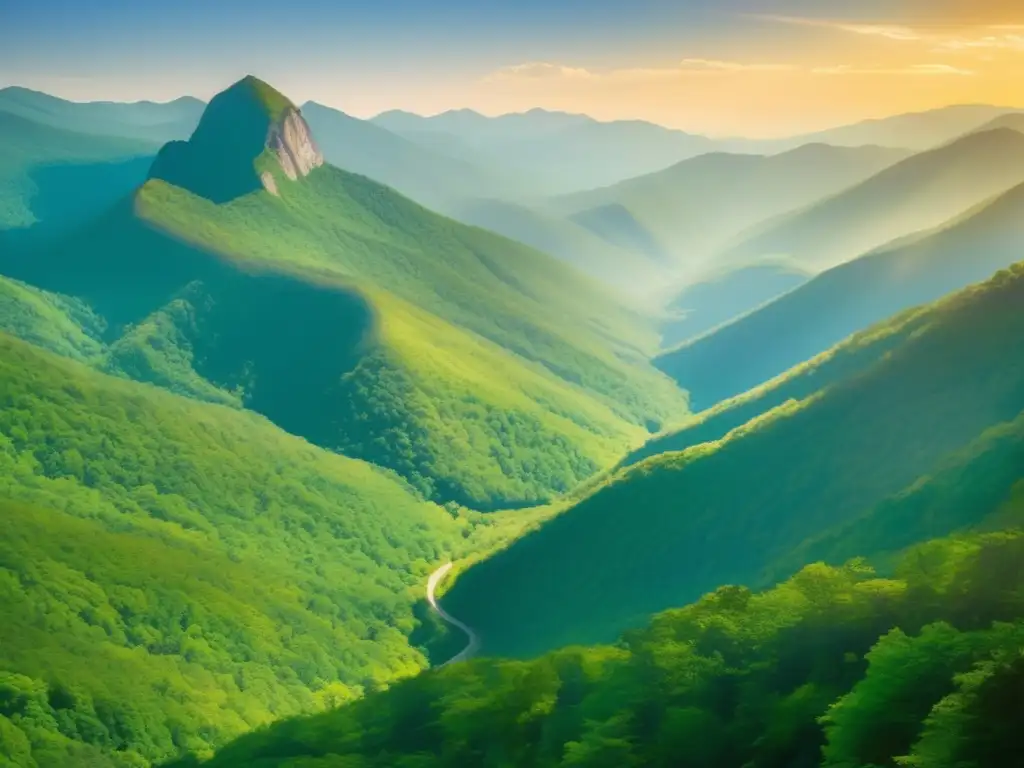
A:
[465,15,1024,136]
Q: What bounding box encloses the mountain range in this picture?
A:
[2,74,1024,768]
[443,260,1024,656]
[720,126,1024,272]
[659,157,1024,408]
[0,77,685,511]
[551,142,911,270]
[371,107,725,194]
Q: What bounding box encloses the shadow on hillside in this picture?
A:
[30,156,154,230]
[147,87,276,203]
[0,157,154,254]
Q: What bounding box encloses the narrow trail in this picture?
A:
[426,562,481,667]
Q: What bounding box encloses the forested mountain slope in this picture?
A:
[722,127,1024,271]
[657,176,1024,409]
[443,261,1024,657]
[0,77,685,509]
[0,274,106,362]
[189,515,1024,768]
[0,329,481,766]
[628,298,945,466]
[301,103,659,293]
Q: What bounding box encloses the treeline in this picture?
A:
[182,516,1024,768]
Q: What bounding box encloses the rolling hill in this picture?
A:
[657,175,1024,409]
[659,260,811,348]
[0,76,686,510]
[372,107,724,194]
[0,85,204,143]
[442,259,1024,657]
[721,127,1024,272]
[552,143,909,268]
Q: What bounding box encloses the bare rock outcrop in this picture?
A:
[267,109,324,182]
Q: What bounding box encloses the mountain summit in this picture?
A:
[147,75,322,201]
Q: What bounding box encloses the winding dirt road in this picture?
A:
[426,562,480,666]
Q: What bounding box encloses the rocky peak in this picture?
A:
[147,76,323,202]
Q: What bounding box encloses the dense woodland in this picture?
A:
[444,263,1024,656]
[1,81,686,509]
[0,330,541,766]
[2,76,1024,768]
[180,515,1024,767]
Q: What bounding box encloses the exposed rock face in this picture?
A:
[147,76,324,202]
[260,171,279,196]
[267,109,324,181]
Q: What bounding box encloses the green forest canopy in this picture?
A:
[0,329,546,766]
[187,504,1024,768]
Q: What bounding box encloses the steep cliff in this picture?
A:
[147,75,322,202]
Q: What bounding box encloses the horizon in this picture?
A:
[2,0,1022,137]
[2,78,1019,142]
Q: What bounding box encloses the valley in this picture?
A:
[1,55,1023,768]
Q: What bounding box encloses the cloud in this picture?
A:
[486,58,973,86]
[757,14,1024,56]
[486,62,594,81]
[755,16,923,41]
[935,33,1024,50]
[486,58,798,84]
[811,63,976,76]
[677,58,797,72]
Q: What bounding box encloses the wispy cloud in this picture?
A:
[757,14,1024,55]
[488,62,594,80]
[486,58,974,85]
[936,33,1024,51]
[486,58,801,83]
[755,15,923,41]
[811,63,976,76]
[677,58,797,72]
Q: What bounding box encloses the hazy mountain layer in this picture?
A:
[659,260,811,349]
[659,176,1024,409]
[722,127,1024,272]
[0,85,203,143]
[552,143,909,268]
[774,103,1022,151]
[372,107,724,194]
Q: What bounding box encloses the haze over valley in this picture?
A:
[3,1,1024,765]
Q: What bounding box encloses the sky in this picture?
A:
[1,0,1022,137]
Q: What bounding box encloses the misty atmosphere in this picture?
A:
[1,1,1023,766]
